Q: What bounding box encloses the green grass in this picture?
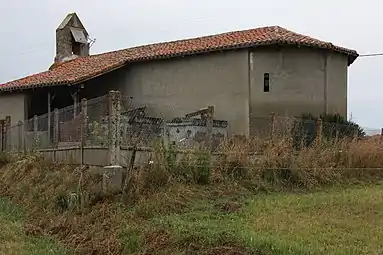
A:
[120,184,383,254]
[0,198,70,255]
[241,185,383,254]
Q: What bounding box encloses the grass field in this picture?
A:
[0,198,69,255]
[2,148,383,254]
[117,184,383,254]
[240,185,383,254]
[1,184,383,254]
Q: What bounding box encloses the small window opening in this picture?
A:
[264,73,270,92]
[72,42,81,55]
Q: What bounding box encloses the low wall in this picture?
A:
[38,146,262,169]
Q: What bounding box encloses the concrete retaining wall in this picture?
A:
[38,145,262,169]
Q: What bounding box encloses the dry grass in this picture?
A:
[118,184,383,255]
[0,131,383,254]
[0,154,122,254]
[0,197,68,255]
[215,133,383,189]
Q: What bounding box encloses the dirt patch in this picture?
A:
[24,223,44,237]
[141,230,173,254]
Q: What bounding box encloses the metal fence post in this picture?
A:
[206,106,214,152]
[0,119,4,152]
[53,109,59,146]
[17,121,24,152]
[80,98,88,165]
[316,118,323,143]
[353,127,359,142]
[33,115,38,149]
[269,113,275,140]
[53,109,59,162]
[108,90,121,165]
[5,116,11,151]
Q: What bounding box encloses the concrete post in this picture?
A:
[33,115,39,149]
[108,90,121,166]
[102,165,123,194]
[103,91,122,194]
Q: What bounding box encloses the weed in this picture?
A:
[0,152,9,168]
[193,151,212,184]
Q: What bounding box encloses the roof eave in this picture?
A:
[348,54,359,66]
[0,81,70,93]
[71,62,127,86]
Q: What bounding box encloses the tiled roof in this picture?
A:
[0,26,358,91]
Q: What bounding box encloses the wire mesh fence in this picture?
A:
[0,90,382,167]
[57,105,79,145]
[121,95,164,147]
[86,95,109,146]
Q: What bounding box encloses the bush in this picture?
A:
[292,113,365,149]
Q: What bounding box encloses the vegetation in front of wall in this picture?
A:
[87,120,109,146]
[0,152,10,168]
[291,113,365,149]
[2,122,383,254]
[146,140,213,186]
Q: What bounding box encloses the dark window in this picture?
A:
[72,42,81,55]
[264,73,270,92]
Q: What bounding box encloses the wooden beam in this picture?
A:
[71,91,78,119]
[185,107,210,119]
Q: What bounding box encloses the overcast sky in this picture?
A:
[0,0,382,132]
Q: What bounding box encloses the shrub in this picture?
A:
[292,113,365,149]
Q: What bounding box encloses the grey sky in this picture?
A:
[0,0,382,131]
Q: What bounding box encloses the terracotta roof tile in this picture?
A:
[0,26,358,91]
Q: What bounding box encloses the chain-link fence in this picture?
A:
[0,90,381,165]
[86,95,109,147]
[120,96,164,147]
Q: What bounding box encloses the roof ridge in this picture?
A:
[91,25,281,56]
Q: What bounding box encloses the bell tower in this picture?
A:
[55,13,90,63]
